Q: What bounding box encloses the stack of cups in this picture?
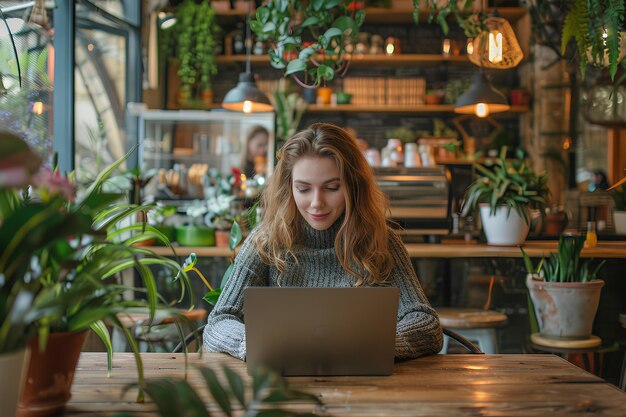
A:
[404,143,420,168]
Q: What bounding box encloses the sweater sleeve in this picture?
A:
[203,228,268,360]
[387,231,443,359]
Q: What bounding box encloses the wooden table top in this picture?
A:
[147,241,626,258]
[67,352,626,416]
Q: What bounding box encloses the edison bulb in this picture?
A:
[488,32,503,63]
[243,100,253,113]
[475,103,489,118]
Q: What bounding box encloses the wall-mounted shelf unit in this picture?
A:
[216,54,472,67]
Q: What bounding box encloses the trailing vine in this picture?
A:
[250,0,365,88]
[160,0,219,100]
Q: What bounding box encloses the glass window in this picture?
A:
[0,2,53,163]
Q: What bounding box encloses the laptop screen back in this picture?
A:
[244,287,399,376]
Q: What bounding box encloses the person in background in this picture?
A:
[241,125,269,178]
[204,122,443,360]
[588,169,610,192]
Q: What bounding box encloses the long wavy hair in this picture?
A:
[252,123,395,286]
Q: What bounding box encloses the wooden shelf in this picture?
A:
[215,7,527,24]
[145,241,626,259]
[217,54,471,67]
[306,104,530,114]
[365,7,526,24]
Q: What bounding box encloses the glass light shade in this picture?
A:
[455,71,510,117]
[222,72,273,113]
[582,70,626,127]
[468,16,523,69]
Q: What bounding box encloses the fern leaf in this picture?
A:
[606,0,625,79]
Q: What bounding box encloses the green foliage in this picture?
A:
[251,0,365,87]
[272,79,307,142]
[386,127,415,144]
[117,363,322,417]
[0,132,192,401]
[162,0,219,98]
[520,235,605,283]
[461,147,549,224]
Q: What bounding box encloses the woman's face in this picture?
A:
[248,132,268,161]
[292,156,346,231]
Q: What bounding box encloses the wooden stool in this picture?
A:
[530,333,610,376]
[438,308,508,354]
[112,308,208,352]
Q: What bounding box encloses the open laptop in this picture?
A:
[244,287,399,376]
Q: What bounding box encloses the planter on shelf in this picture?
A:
[18,331,88,417]
[215,229,231,247]
[155,224,177,245]
[542,211,569,236]
[176,225,216,246]
[0,348,30,417]
[522,235,606,341]
[461,147,549,246]
[479,204,530,246]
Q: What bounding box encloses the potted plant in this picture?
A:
[0,132,193,416]
[522,235,605,340]
[176,200,216,247]
[461,147,549,245]
[206,194,238,248]
[272,79,307,143]
[250,0,365,88]
[149,203,178,245]
[609,180,626,235]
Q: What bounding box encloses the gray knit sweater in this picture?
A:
[203,219,443,360]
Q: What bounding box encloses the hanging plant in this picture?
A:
[250,0,365,88]
[161,0,219,101]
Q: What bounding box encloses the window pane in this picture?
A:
[0,6,53,163]
[74,26,127,182]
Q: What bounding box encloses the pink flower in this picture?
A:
[32,167,76,203]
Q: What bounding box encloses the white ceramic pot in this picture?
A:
[0,347,30,417]
[614,210,626,235]
[479,204,530,246]
[527,276,605,339]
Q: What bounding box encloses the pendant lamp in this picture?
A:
[454,71,510,118]
[468,14,523,69]
[222,1,272,113]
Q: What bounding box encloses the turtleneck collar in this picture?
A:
[298,215,343,249]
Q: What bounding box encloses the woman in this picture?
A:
[241,125,269,178]
[204,123,442,360]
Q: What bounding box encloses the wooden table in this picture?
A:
[66,352,626,416]
[147,241,626,259]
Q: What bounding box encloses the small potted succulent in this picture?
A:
[461,147,549,245]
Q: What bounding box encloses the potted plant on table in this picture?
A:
[0,132,193,417]
[522,235,605,341]
[461,147,549,246]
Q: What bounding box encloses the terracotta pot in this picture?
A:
[18,331,88,417]
[527,276,604,339]
[215,229,230,247]
[0,347,30,417]
[543,212,568,236]
[201,89,213,104]
[317,87,333,105]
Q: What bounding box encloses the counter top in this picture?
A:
[146,241,626,258]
